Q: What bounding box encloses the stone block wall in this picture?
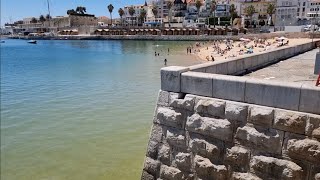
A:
[141,90,320,180]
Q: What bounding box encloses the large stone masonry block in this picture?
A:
[257,52,269,66]
[225,146,250,172]
[194,155,228,180]
[170,94,195,112]
[274,109,307,135]
[189,133,222,162]
[287,139,320,164]
[181,72,214,97]
[189,62,218,74]
[243,55,254,70]
[212,74,246,102]
[155,107,184,128]
[161,66,189,92]
[159,165,183,180]
[195,97,226,118]
[158,144,170,165]
[225,101,248,123]
[235,126,284,154]
[245,79,301,111]
[250,155,303,180]
[141,170,155,180]
[157,90,170,106]
[166,128,186,148]
[172,152,192,172]
[186,114,233,142]
[143,157,161,176]
[299,84,320,115]
[248,105,274,127]
[231,172,262,180]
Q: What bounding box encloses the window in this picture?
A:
[303,2,305,6]
[302,7,305,12]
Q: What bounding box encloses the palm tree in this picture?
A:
[128,6,135,26]
[31,17,38,24]
[245,5,256,27]
[118,8,124,26]
[267,3,276,26]
[108,4,114,25]
[39,15,46,24]
[45,14,51,20]
[140,9,147,26]
[195,0,202,18]
[210,0,217,28]
[229,4,238,25]
[167,1,173,27]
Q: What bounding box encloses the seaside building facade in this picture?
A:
[275,0,298,26]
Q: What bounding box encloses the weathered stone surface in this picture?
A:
[168,92,185,104]
[225,146,250,172]
[195,98,226,118]
[170,94,195,111]
[158,145,170,165]
[306,114,320,138]
[144,157,160,176]
[231,172,261,180]
[157,90,170,106]
[159,165,183,180]
[315,173,320,180]
[149,124,163,143]
[141,170,155,180]
[287,139,320,163]
[161,66,189,92]
[156,107,183,128]
[225,102,248,123]
[313,128,320,139]
[274,110,307,134]
[194,155,228,180]
[166,128,186,148]
[248,106,274,126]
[189,137,220,161]
[146,140,159,159]
[235,126,283,154]
[186,114,233,142]
[173,152,192,171]
[250,155,303,180]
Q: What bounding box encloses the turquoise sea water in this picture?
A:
[0,39,201,180]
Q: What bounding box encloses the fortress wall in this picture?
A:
[141,91,320,180]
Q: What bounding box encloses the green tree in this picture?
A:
[39,15,46,24]
[118,8,124,26]
[195,0,202,17]
[267,3,276,26]
[67,9,76,15]
[210,0,217,27]
[31,17,37,23]
[108,4,114,25]
[229,4,238,24]
[128,6,135,26]
[76,6,86,14]
[167,1,173,26]
[245,5,256,26]
[140,9,147,25]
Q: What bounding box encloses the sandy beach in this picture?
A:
[193,38,315,62]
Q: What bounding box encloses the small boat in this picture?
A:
[28,40,37,44]
[0,40,5,43]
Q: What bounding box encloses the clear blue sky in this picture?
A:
[1,0,147,26]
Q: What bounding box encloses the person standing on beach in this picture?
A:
[168,48,170,54]
[164,59,167,65]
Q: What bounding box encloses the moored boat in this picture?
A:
[28,40,37,44]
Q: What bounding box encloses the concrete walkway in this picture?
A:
[245,49,319,86]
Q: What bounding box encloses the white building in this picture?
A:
[123,4,148,25]
[276,0,298,26]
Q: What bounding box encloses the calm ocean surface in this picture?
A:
[0,39,201,180]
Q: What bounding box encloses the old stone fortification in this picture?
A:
[141,41,320,180]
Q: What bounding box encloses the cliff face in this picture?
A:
[141,90,320,180]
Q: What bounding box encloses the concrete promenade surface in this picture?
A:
[245,49,319,86]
